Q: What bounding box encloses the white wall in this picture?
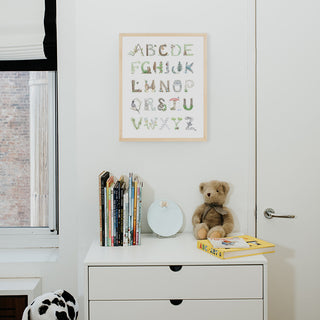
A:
[75,0,255,314]
[0,1,255,319]
[75,0,255,235]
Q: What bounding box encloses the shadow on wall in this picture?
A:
[140,179,155,233]
[267,245,295,320]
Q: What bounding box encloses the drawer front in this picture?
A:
[90,300,263,320]
[89,265,262,300]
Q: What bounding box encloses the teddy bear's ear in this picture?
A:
[199,183,205,193]
[220,182,230,194]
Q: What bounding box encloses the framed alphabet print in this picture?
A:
[119,33,207,141]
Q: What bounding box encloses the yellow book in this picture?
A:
[197,235,275,259]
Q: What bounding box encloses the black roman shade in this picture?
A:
[0,0,57,71]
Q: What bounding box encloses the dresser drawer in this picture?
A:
[90,300,263,320]
[89,265,262,300]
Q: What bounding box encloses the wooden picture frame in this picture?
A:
[119,33,207,141]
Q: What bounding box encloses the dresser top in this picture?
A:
[84,233,268,266]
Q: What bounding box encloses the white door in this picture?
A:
[257,1,320,319]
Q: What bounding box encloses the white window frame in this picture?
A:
[0,71,58,248]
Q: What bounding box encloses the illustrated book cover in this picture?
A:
[209,237,250,248]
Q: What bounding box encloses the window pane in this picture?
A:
[0,71,52,227]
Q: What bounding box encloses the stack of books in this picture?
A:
[99,171,143,246]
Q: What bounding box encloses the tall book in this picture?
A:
[110,182,115,246]
[197,235,275,259]
[133,176,138,245]
[119,179,125,246]
[128,173,134,246]
[98,171,109,246]
[104,186,107,245]
[136,181,143,245]
[123,190,129,246]
[113,180,120,246]
[106,175,115,246]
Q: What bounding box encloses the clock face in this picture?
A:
[147,200,183,237]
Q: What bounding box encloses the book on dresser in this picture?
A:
[98,171,143,247]
[98,171,109,246]
[105,175,115,246]
[197,235,275,259]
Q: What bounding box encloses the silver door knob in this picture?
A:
[264,208,295,219]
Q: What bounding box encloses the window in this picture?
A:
[0,70,58,248]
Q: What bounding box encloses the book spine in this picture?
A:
[123,191,128,246]
[104,186,108,246]
[108,185,112,246]
[111,187,114,246]
[137,182,143,245]
[197,241,224,259]
[128,173,132,246]
[113,186,119,246]
[119,185,124,246]
[98,172,104,246]
[136,183,140,245]
[133,179,138,245]
[130,177,134,245]
[99,171,109,246]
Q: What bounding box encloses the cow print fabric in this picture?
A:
[22,290,79,320]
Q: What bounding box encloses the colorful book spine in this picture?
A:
[130,174,134,245]
[110,184,114,246]
[137,181,143,245]
[108,183,112,246]
[136,182,140,245]
[119,182,124,246]
[106,176,114,246]
[123,191,129,246]
[100,172,142,247]
[98,171,104,246]
[133,178,138,245]
[113,181,119,246]
[104,186,108,246]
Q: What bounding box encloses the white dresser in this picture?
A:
[84,233,268,320]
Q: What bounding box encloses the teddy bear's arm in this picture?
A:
[192,204,206,226]
[222,207,234,235]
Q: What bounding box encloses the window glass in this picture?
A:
[0,71,56,229]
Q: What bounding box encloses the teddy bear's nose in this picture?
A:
[207,193,211,197]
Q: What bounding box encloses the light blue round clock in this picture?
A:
[147,200,183,237]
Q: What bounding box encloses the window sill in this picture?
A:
[0,230,59,249]
[0,247,59,263]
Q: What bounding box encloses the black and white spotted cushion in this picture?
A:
[22,289,79,320]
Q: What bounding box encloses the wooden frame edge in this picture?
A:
[119,33,207,142]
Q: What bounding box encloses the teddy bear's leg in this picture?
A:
[207,226,226,239]
[193,223,209,240]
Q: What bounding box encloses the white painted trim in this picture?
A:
[48,71,57,231]
[0,230,58,248]
[0,278,42,304]
[0,227,57,235]
[0,248,58,263]
[246,0,257,237]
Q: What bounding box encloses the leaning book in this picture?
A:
[197,235,275,259]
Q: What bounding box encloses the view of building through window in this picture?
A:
[0,71,50,227]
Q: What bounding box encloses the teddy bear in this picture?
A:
[192,180,234,239]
